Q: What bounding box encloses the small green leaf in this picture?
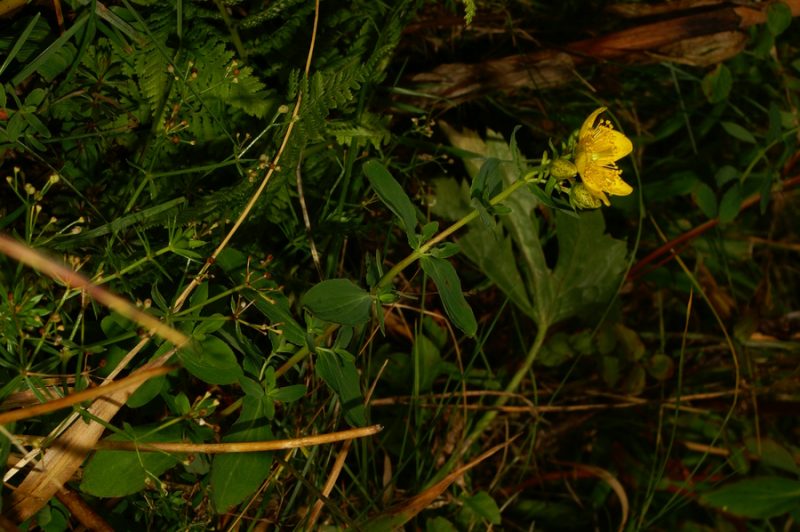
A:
[301,279,373,326]
[80,425,182,497]
[767,1,793,36]
[718,183,743,223]
[363,159,417,238]
[461,491,501,525]
[420,255,477,336]
[179,335,243,385]
[693,182,718,218]
[714,165,739,188]
[701,64,732,104]
[210,397,273,513]
[426,516,458,532]
[614,323,645,361]
[316,348,367,427]
[721,121,757,144]
[470,157,502,203]
[702,477,800,518]
[269,384,307,402]
[646,354,674,381]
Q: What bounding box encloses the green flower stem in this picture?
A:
[375,174,534,291]
[426,319,549,487]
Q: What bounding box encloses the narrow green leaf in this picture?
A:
[269,384,307,403]
[301,279,372,326]
[470,157,501,202]
[718,183,743,223]
[12,14,88,86]
[210,397,273,513]
[693,182,718,218]
[363,159,417,238]
[316,348,367,427]
[80,424,182,498]
[420,255,477,336]
[702,477,800,518]
[720,121,757,144]
[0,14,41,78]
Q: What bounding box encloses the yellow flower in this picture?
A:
[574,107,633,206]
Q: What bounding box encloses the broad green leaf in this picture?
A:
[126,374,166,408]
[441,126,628,327]
[744,437,800,475]
[721,121,757,144]
[210,397,273,512]
[548,210,628,324]
[179,335,243,385]
[80,424,182,498]
[301,279,373,326]
[701,64,732,104]
[718,183,743,223]
[440,124,551,324]
[316,348,367,427]
[767,1,793,36]
[363,159,417,239]
[701,477,800,518]
[420,255,477,337]
[461,491,501,525]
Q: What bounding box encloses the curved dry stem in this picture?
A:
[0,234,190,348]
[171,0,322,313]
[87,424,382,454]
[0,366,174,425]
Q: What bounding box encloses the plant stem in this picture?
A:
[426,320,549,487]
[375,175,532,291]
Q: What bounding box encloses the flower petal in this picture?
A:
[579,107,607,140]
[581,164,632,198]
[589,127,633,166]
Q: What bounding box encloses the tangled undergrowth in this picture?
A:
[1,0,799,530]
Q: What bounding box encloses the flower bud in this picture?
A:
[549,158,578,180]
[570,183,603,209]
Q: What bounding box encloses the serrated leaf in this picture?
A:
[301,279,372,326]
[210,397,273,512]
[363,159,417,240]
[316,348,367,427]
[548,210,628,324]
[420,255,477,336]
[701,477,800,518]
[441,126,628,327]
[80,424,182,498]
